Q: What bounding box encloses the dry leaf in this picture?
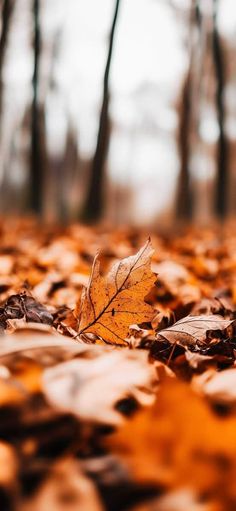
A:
[3,293,53,325]
[130,489,219,511]
[108,377,236,503]
[0,219,235,509]
[156,315,233,348]
[193,368,236,406]
[75,239,156,345]
[43,348,157,424]
[19,458,104,511]
[0,442,18,488]
[0,329,76,356]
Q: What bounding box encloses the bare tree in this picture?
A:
[176,70,192,220]
[212,0,228,218]
[176,0,201,221]
[82,0,121,222]
[0,0,14,123]
[29,0,43,213]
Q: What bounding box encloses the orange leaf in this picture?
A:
[75,239,156,345]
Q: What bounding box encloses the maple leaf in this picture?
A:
[75,239,156,345]
[156,314,234,348]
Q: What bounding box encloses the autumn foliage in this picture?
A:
[0,218,235,510]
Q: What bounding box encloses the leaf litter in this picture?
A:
[0,218,235,510]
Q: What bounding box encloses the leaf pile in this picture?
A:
[0,218,235,510]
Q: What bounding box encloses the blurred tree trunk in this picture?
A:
[0,0,14,124]
[176,72,192,220]
[29,0,43,214]
[82,0,121,222]
[176,1,200,221]
[212,0,228,218]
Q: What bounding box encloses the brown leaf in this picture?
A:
[4,293,53,325]
[156,315,234,348]
[191,297,234,317]
[43,347,157,425]
[75,239,156,345]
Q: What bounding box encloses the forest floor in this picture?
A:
[0,217,235,511]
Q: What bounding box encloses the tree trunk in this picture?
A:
[176,0,200,221]
[176,74,193,220]
[212,0,228,218]
[82,0,121,222]
[29,0,43,214]
[0,0,14,123]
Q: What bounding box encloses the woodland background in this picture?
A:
[0,0,236,225]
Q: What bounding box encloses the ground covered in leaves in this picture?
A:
[0,217,235,511]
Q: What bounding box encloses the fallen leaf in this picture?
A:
[108,377,236,503]
[156,315,233,348]
[130,488,219,511]
[75,239,156,345]
[191,297,234,317]
[4,293,53,325]
[19,458,104,511]
[185,350,213,369]
[43,348,158,424]
[0,377,24,406]
[0,441,18,487]
[193,368,236,406]
[0,328,76,356]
